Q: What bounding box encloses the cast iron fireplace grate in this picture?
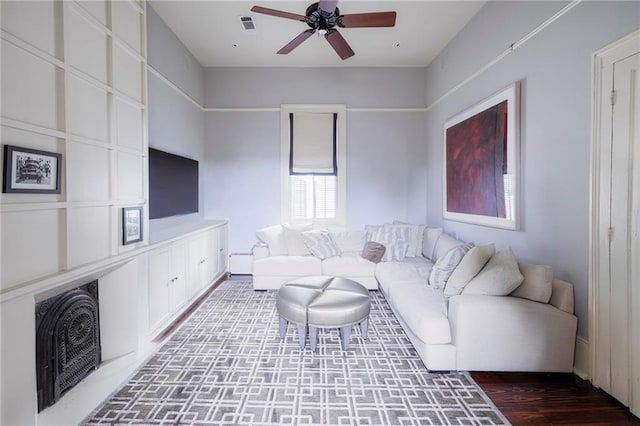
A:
[35,281,101,412]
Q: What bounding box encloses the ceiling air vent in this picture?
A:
[240,16,256,31]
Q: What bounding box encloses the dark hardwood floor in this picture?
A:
[159,275,639,425]
[471,371,640,425]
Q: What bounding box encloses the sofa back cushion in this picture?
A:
[444,244,495,297]
[330,230,366,254]
[432,233,465,261]
[463,248,524,296]
[256,224,287,256]
[422,227,443,260]
[511,263,553,303]
[283,223,313,255]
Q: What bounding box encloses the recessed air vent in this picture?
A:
[240,16,256,31]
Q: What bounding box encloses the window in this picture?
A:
[281,105,346,225]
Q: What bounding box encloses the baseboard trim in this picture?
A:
[573,336,590,379]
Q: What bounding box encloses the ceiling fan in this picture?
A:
[250,0,396,60]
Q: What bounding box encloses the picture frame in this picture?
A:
[443,82,520,230]
[2,144,62,194]
[122,206,143,245]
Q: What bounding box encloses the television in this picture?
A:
[148,148,199,219]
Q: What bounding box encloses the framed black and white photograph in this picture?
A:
[122,206,143,245]
[3,144,62,194]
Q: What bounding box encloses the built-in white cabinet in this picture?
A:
[147,223,228,335]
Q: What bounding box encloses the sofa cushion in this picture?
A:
[283,223,313,255]
[301,230,341,260]
[428,243,474,289]
[252,255,321,276]
[330,230,366,254]
[322,253,376,277]
[444,244,495,297]
[511,263,553,303]
[361,241,385,263]
[422,227,443,260]
[389,281,451,344]
[433,233,465,261]
[256,224,287,256]
[375,259,432,296]
[400,256,434,279]
[463,248,524,296]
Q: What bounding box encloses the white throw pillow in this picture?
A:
[301,230,341,260]
[428,243,474,289]
[444,244,495,297]
[255,224,287,256]
[510,263,553,303]
[463,248,524,296]
[282,223,313,255]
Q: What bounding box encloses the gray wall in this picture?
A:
[423,1,640,338]
[203,68,428,253]
[147,5,204,105]
[147,5,206,218]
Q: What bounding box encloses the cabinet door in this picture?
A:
[200,229,216,288]
[187,236,202,296]
[169,242,188,311]
[217,225,228,275]
[148,248,171,330]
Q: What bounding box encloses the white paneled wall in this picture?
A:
[0,0,147,291]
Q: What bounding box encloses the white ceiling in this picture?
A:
[148,1,486,68]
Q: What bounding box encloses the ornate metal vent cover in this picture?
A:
[36,281,101,412]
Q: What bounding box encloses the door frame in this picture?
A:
[589,29,640,391]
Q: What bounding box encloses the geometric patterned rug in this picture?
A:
[83,281,510,425]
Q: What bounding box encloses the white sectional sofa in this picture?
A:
[252,223,578,372]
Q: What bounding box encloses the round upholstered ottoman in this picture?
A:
[276,275,371,351]
[306,277,371,351]
[276,276,335,349]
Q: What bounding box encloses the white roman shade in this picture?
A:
[289,112,337,175]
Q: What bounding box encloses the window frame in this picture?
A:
[280,104,347,226]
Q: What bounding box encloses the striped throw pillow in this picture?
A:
[428,243,474,289]
[301,230,341,260]
[367,226,410,261]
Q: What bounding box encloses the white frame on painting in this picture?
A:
[443,82,521,230]
[122,206,143,245]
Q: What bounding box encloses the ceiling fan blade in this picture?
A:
[277,30,315,55]
[339,11,397,28]
[325,29,355,60]
[318,0,338,14]
[250,6,306,22]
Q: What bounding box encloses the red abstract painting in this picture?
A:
[446,100,508,218]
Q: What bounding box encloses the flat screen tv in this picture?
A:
[149,148,199,219]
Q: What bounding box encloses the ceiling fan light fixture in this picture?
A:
[251,1,396,60]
